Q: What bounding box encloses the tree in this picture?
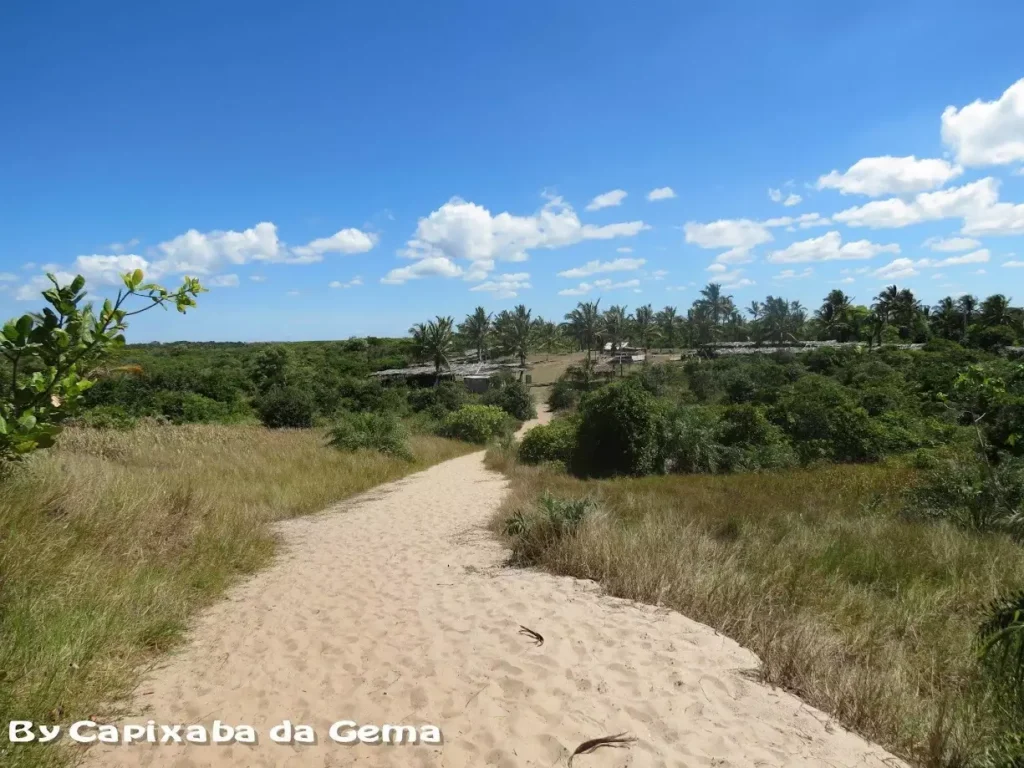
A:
[250,345,291,394]
[815,290,854,341]
[410,316,456,380]
[603,305,630,375]
[565,300,603,364]
[633,304,656,361]
[533,318,562,360]
[655,306,679,349]
[458,306,492,362]
[957,294,978,337]
[494,304,533,370]
[980,294,1014,328]
[0,270,204,462]
[698,282,732,327]
[931,296,961,341]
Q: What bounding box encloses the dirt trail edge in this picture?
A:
[85,409,905,768]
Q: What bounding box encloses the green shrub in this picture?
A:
[153,390,238,424]
[482,380,536,421]
[504,493,596,564]
[770,375,882,464]
[548,378,579,411]
[75,405,139,430]
[440,404,512,444]
[903,455,1024,539]
[518,418,578,466]
[256,386,316,429]
[408,381,466,419]
[716,404,797,472]
[662,405,722,474]
[571,380,663,477]
[327,411,412,460]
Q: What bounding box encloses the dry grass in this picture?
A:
[490,457,1024,767]
[0,423,473,768]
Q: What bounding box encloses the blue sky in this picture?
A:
[2,1,1023,342]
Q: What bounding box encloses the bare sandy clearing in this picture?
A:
[84,413,904,768]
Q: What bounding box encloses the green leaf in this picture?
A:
[17,412,36,431]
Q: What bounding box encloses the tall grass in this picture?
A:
[490,457,1024,767]
[0,423,473,768]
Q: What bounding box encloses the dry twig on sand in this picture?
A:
[567,733,637,765]
[518,625,545,646]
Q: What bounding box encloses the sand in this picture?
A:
[84,410,906,768]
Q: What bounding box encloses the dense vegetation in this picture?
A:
[496,339,1024,766]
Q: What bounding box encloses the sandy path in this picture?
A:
[85,410,905,768]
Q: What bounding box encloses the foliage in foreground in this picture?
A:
[0,424,472,768]
[491,458,1024,767]
[440,404,514,444]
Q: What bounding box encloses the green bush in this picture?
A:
[903,455,1024,539]
[153,390,239,424]
[518,418,578,466]
[770,375,883,464]
[256,386,316,429]
[328,411,412,460]
[440,404,512,444]
[716,404,797,472]
[571,380,663,477]
[75,405,139,430]
[504,493,596,565]
[482,380,536,421]
[408,381,466,418]
[548,378,579,411]
[662,405,722,474]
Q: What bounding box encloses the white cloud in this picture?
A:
[933,248,990,266]
[557,257,646,278]
[932,273,946,280]
[105,237,140,254]
[469,272,531,299]
[784,193,802,207]
[724,277,756,289]
[870,249,991,281]
[207,274,240,287]
[1003,260,1024,267]
[872,258,921,280]
[833,178,999,229]
[706,263,727,273]
[647,186,676,201]
[286,290,300,297]
[250,275,267,282]
[685,218,772,264]
[941,77,1024,166]
[924,236,981,252]
[774,267,813,280]
[768,188,783,203]
[962,200,1024,236]
[0,272,18,282]
[290,228,377,261]
[766,231,900,263]
[586,189,628,211]
[400,196,646,285]
[817,156,962,196]
[22,262,36,271]
[381,256,463,284]
[558,277,639,296]
[840,277,855,284]
[71,254,152,285]
[329,276,363,289]
[764,212,832,229]
[651,269,669,280]
[616,246,633,253]
[666,285,687,292]
[976,269,987,274]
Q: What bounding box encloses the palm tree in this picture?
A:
[458,306,491,362]
[411,316,456,381]
[655,306,679,350]
[893,288,922,340]
[533,318,562,360]
[930,296,960,340]
[494,304,533,370]
[980,294,1013,327]
[873,285,900,324]
[689,304,716,344]
[815,290,854,341]
[957,294,978,337]
[699,282,731,327]
[633,304,656,361]
[747,300,763,321]
[565,300,603,364]
[603,305,630,375]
